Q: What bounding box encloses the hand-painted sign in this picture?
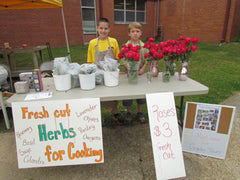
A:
[182,102,236,159]
[12,98,103,168]
[146,92,186,180]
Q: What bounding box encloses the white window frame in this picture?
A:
[114,0,146,24]
[81,0,97,34]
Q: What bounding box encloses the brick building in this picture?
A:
[159,0,240,43]
[0,0,239,48]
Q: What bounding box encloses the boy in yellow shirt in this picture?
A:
[87,18,123,125]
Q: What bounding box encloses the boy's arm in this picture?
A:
[87,45,92,63]
[123,64,128,72]
[139,63,147,75]
[113,39,120,60]
[87,41,94,63]
[138,44,148,75]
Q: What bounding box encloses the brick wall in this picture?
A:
[0,0,83,48]
[158,0,239,43]
[0,0,157,48]
[0,0,239,48]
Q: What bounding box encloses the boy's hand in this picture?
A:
[138,64,147,75]
[138,68,145,75]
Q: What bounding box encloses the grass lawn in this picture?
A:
[0,42,240,131]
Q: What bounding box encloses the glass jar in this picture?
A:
[127,61,140,84]
[162,60,171,82]
[179,62,189,81]
[147,61,153,84]
[151,60,159,77]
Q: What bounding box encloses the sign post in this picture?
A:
[146,92,186,180]
[12,98,103,168]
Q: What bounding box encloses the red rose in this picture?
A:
[118,50,125,58]
[133,53,140,61]
[159,42,166,48]
[128,43,133,48]
[126,52,132,59]
[144,53,150,59]
[150,48,156,54]
[135,45,141,51]
[131,46,136,52]
[191,37,199,44]
[191,45,197,51]
[153,52,160,58]
[123,47,129,53]
[149,37,155,42]
[131,46,141,53]
[121,44,126,48]
[185,37,191,45]
[144,44,151,49]
[177,36,184,41]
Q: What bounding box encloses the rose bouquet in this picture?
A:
[143,38,163,77]
[176,36,199,63]
[118,43,141,84]
[143,37,163,61]
[158,36,199,80]
[118,43,141,61]
[175,36,199,80]
[159,39,180,77]
[158,36,199,63]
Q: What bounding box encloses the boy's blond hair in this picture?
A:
[128,22,142,32]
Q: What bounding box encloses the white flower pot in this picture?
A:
[104,69,119,87]
[53,74,71,91]
[79,73,96,90]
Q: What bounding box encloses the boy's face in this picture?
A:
[128,27,142,41]
[97,22,110,40]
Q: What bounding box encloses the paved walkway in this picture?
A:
[0,92,239,180]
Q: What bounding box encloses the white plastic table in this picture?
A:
[7,73,209,125]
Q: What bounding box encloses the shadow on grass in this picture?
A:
[101,101,149,128]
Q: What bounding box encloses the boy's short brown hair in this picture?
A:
[128,22,142,32]
[97,17,110,27]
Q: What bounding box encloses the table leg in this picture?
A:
[5,55,14,92]
[39,50,43,63]
[7,54,14,71]
[32,52,39,69]
[0,88,10,130]
[176,96,184,127]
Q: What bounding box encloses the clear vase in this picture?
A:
[127,61,140,84]
[162,60,170,82]
[147,61,153,84]
[169,59,176,76]
[151,60,159,77]
[179,62,189,81]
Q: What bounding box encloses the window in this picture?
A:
[81,0,96,33]
[114,0,146,24]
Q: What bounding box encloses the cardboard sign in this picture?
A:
[146,92,186,180]
[182,102,236,159]
[12,98,103,168]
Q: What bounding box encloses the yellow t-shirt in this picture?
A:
[87,37,120,63]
